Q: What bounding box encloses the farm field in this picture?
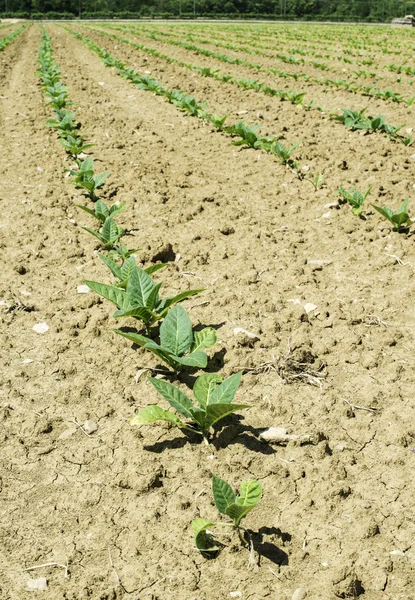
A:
[1,20,415,600]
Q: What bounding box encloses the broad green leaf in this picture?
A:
[160,305,193,356]
[191,328,217,353]
[127,267,155,307]
[209,372,243,405]
[192,518,219,552]
[212,475,236,515]
[79,156,94,173]
[372,204,396,225]
[109,203,126,218]
[193,373,223,409]
[93,171,110,188]
[149,377,195,419]
[188,406,207,429]
[237,480,263,507]
[102,218,122,244]
[130,405,185,428]
[95,200,109,221]
[145,282,162,310]
[203,403,250,431]
[143,341,176,366]
[113,328,152,347]
[120,257,136,282]
[157,289,204,315]
[98,254,122,280]
[85,280,127,308]
[172,351,208,368]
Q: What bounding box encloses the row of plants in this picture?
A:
[104,22,415,107]
[65,26,310,173]
[0,23,29,51]
[80,25,414,147]
[37,26,264,556]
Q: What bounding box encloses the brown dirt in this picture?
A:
[1,22,415,600]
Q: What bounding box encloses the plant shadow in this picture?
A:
[212,416,277,455]
[250,526,290,566]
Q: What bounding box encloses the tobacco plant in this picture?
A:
[338,185,371,216]
[192,476,263,554]
[76,199,126,224]
[271,140,300,167]
[131,372,248,443]
[372,198,412,231]
[85,262,203,329]
[82,217,125,249]
[67,157,109,201]
[114,304,216,372]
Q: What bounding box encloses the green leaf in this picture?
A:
[212,475,236,515]
[127,267,155,308]
[113,305,155,322]
[372,204,396,225]
[237,480,263,508]
[93,171,110,188]
[102,218,122,245]
[209,372,243,405]
[192,519,219,552]
[113,328,152,347]
[109,203,126,218]
[144,263,169,275]
[160,305,193,356]
[157,289,204,315]
[172,351,208,368]
[85,280,127,308]
[145,282,162,310]
[81,226,104,244]
[149,377,195,419]
[75,203,96,218]
[120,257,136,283]
[98,254,122,280]
[130,405,185,428]
[191,328,217,353]
[193,374,223,409]
[226,503,256,526]
[95,199,109,222]
[203,403,250,431]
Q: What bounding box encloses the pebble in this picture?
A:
[84,420,98,433]
[77,285,90,294]
[27,577,47,591]
[292,589,307,600]
[233,327,260,346]
[304,303,317,314]
[33,322,49,334]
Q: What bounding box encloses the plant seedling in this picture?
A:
[114,304,216,372]
[76,199,126,224]
[61,134,95,157]
[372,198,412,231]
[338,185,372,216]
[85,264,203,329]
[308,173,325,191]
[67,157,109,201]
[82,217,124,249]
[130,371,248,444]
[47,110,78,135]
[271,140,300,167]
[192,476,263,555]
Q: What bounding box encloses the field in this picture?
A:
[1,20,415,600]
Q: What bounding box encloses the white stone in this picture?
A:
[304,303,317,314]
[77,285,90,294]
[233,327,260,341]
[27,577,47,591]
[292,589,307,600]
[84,420,98,433]
[21,359,34,364]
[33,322,49,334]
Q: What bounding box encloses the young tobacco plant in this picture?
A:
[85,262,203,329]
[76,198,126,224]
[67,157,109,201]
[271,140,300,167]
[338,185,371,216]
[61,134,95,157]
[372,198,412,231]
[130,372,248,444]
[82,217,125,249]
[114,304,216,372]
[192,476,263,554]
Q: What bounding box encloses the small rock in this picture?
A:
[20,290,31,296]
[84,420,98,433]
[33,322,49,334]
[77,285,90,294]
[27,577,47,591]
[14,264,27,275]
[304,303,317,314]
[237,110,248,115]
[324,202,338,209]
[233,327,260,346]
[98,81,105,86]
[292,588,307,600]
[321,211,332,219]
[58,427,77,440]
[229,592,242,598]
[21,359,34,365]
